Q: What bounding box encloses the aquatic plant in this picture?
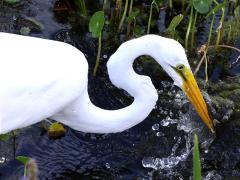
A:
[74,0,87,17]
[16,156,39,180]
[224,6,240,44]
[193,134,201,180]
[16,156,31,178]
[165,14,184,40]
[48,122,66,139]
[126,1,140,37]
[0,133,9,142]
[118,0,128,32]
[147,0,162,34]
[4,0,20,4]
[89,11,105,76]
[185,0,212,51]
[126,0,133,37]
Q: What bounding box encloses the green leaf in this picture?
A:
[16,156,31,165]
[74,0,87,16]
[193,134,201,180]
[153,0,163,11]
[193,0,212,14]
[134,25,142,36]
[166,14,184,33]
[89,11,105,38]
[127,9,140,23]
[4,0,20,4]
[0,134,9,142]
[234,6,240,17]
[206,2,226,18]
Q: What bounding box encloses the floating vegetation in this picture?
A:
[48,122,66,139]
[16,156,39,180]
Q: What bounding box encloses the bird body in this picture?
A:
[0,33,88,133]
[0,32,213,134]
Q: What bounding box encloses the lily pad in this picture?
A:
[193,0,212,14]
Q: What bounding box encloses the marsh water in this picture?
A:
[0,0,240,179]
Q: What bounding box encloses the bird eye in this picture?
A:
[177,64,185,71]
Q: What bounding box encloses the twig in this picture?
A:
[194,44,240,75]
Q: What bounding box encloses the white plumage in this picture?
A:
[0,32,213,134]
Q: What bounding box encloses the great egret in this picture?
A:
[0,32,213,134]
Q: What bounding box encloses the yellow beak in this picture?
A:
[181,68,214,133]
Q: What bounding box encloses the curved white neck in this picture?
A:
[52,36,161,133]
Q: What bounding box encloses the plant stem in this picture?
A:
[75,0,87,17]
[185,0,193,50]
[215,4,225,49]
[103,0,108,11]
[181,0,185,14]
[147,1,153,34]
[207,14,215,48]
[24,164,27,177]
[204,51,208,83]
[194,44,240,75]
[93,32,102,76]
[169,0,172,9]
[190,10,198,52]
[126,0,133,37]
[118,0,129,32]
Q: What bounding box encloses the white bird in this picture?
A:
[0,32,213,134]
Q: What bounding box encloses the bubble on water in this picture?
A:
[103,54,108,59]
[0,157,6,163]
[156,132,164,137]
[105,162,111,169]
[152,123,159,131]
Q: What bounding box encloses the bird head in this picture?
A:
[155,38,214,132]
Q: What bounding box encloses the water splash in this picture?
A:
[152,124,160,131]
[204,170,222,180]
[160,116,178,127]
[142,135,191,170]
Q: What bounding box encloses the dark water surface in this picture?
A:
[1,0,240,179]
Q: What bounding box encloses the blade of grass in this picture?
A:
[193,134,201,180]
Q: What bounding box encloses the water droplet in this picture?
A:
[152,123,159,131]
[156,132,164,137]
[103,55,108,59]
[0,157,6,163]
[105,163,111,169]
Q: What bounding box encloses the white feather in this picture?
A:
[0,33,189,134]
